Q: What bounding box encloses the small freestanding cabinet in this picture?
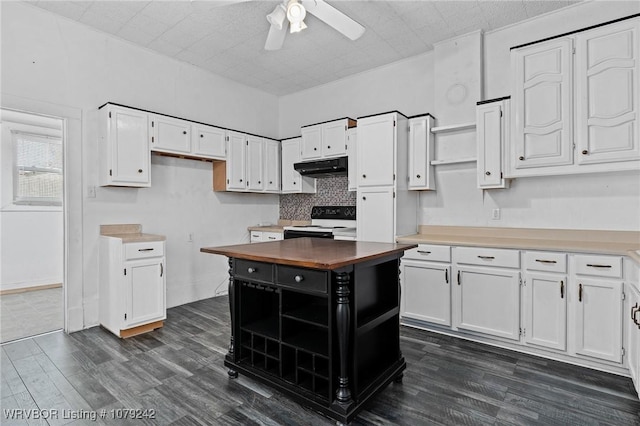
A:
[99,224,166,338]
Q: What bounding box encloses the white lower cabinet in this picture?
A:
[99,236,166,338]
[250,231,283,243]
[357,187,394,243]
[627,283,640,396]
[524,273,567,351]
[454,265,521,341]
[401,244,452,326]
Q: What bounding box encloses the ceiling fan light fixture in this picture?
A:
[286,0,307,33]
[266,4,287,30]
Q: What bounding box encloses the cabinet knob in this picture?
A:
[240,179,243,182]
[294,275,304,283]
[258,181,261,184]
[293,181,297,185]
[247,267,256,273]
[518,156,524,161]
[138,169,143,173]
[485,171,491,176]
[582,150,588,155]
[362,196,366,200]
[416,174,421,179]
[200,134,204,138]
[327,145,331,149]
[362,174,366,178]
[314,147,317,151]
[269,181,273,184]
[183,131,187,135]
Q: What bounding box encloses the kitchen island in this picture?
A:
[201,238,416,425]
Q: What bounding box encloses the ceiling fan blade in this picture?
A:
[265,22,288,51]
[301,0,365,41]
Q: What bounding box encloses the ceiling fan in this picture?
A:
[264,0,365,50]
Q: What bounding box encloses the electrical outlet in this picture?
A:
[188,233,194,243]
[87,185,96,198]
[492,208,501,220]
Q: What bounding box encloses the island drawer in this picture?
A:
[524,251,567,273]
[124,241,164,260]
[235,260,274,283]
[453,247,520,268]
[573,254,622,278]
[277,266,328,294]
[403,244,451,262]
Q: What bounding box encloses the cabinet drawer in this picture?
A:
[574,254,622,278]
[235,260,274,283]
[124,241,164,260]
[263,232,283,242]
[277,266,328,294]
[403,244,451,262]
[454,247,520,268]
[524,251,567,273]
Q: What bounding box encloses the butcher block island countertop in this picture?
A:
[201,238,416,425]
[201,238,416,270]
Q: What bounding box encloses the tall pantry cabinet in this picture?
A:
[356,112,417,243]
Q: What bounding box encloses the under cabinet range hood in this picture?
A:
[294,156,348,178]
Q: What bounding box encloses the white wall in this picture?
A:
[279,1,640,231]
[1,2,280,331]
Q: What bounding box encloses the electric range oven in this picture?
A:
[283,205,356,240]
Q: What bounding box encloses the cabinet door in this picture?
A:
[512,38,573,169]
[357,114,396,187]
[192,124,226,159]
[627,285,640,395]
[357,187,394,243]
[246,136,264,191]
[321,120,347,158]
[408,116,434,190]
[108,106,150,186]
[124,258,165,328]
[226,131,246,191]
[574,278,623,363]
[402,261,451,326]
[576,19,640,164]
[263,139,280,193]
[347,129,357,191]
[150,114,191,154]
[524,273,567,351]
[454,266,520,341]
[477,102,506,188]
[281,139,302,192]
[301,124,321,159]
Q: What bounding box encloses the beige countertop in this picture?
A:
[100,224,166,243]
[397,226,640,261]
[247,219,311,233]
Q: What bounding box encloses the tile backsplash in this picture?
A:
[279,176,356,220]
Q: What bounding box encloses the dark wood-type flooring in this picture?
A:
[2,295,639,425]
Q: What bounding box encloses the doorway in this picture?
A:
[0,109,64,343]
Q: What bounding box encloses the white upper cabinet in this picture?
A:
[263,138,280,193]
[477,99,509,189]
[150,114,191,154]
[346,128,357,191]
[191,124,226,159]
[98,104,150,187]
[280,138,316,194]
[408,115,435,190]
[301,125,322,159]
[511,38,574,171]
[300,118,354,160]
[509,17,640,178]
[226,131,247,191]
[575,19,640,164]
[246,135,264,191]
[357,113,396,187]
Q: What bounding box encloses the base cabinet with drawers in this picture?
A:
[99,235,166,338]
[250,230,283,243]
[401,244,633,377]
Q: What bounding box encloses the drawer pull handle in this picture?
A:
[268,236,276,240]
[535,259,557,264]
[294,275,304,283]
[138,248,154,252]
[560,280,564,299]
[477,256,495,260]
[247,267,256,274]
[417,250,431,255]
[586,264,612,268]
[444,269,448,284]
[631,303,639,323]
[578,283,583,302]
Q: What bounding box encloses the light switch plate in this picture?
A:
[492,208,501,220]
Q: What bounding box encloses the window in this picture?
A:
[12,131,62,206]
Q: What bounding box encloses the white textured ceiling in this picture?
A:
[29,0,579,95]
